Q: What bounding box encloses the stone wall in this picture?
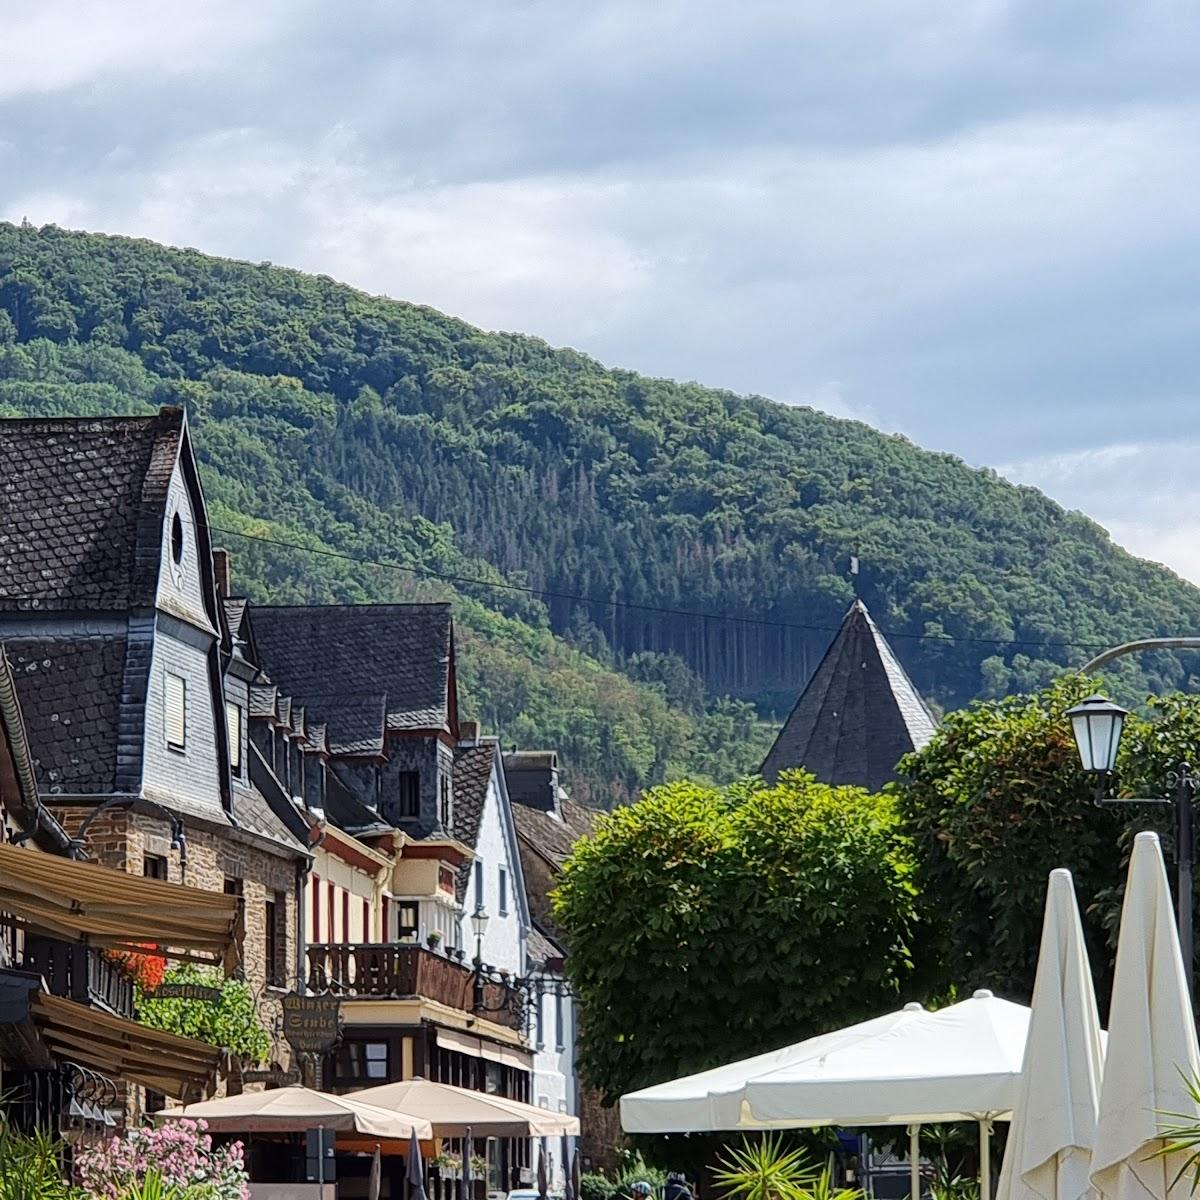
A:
[50,805,302,1112]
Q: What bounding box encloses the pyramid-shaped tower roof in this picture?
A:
[760,599,936,791]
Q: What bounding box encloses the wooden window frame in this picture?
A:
[165,672,187,752]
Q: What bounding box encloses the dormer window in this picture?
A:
[226,700,244,779]
[171,511,184,565]
[398,771,419,819]
[165,672,187,752]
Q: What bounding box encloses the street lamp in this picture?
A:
[471,907,492,1015]
[1066,693,1194,1000]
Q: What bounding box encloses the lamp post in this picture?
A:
[1065,693,1195,1000]
[471,907,491,1015]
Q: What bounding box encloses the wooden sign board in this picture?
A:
[152,983,222,1002]
[281,994,342,1053]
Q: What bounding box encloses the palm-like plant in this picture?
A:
[1153,1069,1200,1192]
[797,1163,867,1200]
[713,1134,817,1200]
[118,1169,184,1200]
[0,1124,80,1200]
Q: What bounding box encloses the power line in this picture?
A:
[202,519,1142,656]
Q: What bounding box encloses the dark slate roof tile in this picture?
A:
[760,599,937,792]
[287,692,386,757]
[6,637,127,794]
[251,605,453,736]
[452,741,497,902]
[0,410,183,611]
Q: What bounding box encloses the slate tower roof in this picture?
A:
[760,599,936,792]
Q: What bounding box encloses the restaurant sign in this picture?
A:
[281,994,342,1053]
[152,983,222,1002]
[242,1067,301,1086]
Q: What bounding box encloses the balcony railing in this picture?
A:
[21,936,134,1018]
[306,943,523,1030]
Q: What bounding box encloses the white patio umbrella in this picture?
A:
[996,869,1105,1200]
[1091,832,1200,1200]
[622,990,1030,1200]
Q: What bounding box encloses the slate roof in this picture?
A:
[527,923,565,968]
[251,605,454,740]
[249,683,280,721]
[759,599,937,792]
[511,798,598,869]
[5,637,128,795]
[223,597,248,641]
[288,692,386,757]
[325,770,393,838]
[512,797,599,939]
[452,741,498,901]
[0,409,183,611]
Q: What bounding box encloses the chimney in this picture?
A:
[459,720,480,744]
[212,548,231,598]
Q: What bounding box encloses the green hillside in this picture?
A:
[2,222,1200,799]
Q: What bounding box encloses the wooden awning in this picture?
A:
[31,991,224,1101]
[0,842,241,967]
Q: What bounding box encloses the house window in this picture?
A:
[143,854,168,881]
[397,771,420,819]
[164,672,187,751]
[171,512,185,565]
[343,1041,389,1082]
[382,896,391,942]
[555,991,565,1050]
[265,894,285,988]
[311,874,321,942]
[474,860,484,908]
[327,881,336,940]
[226,700,244,779]
[362,898,370,943]
[439,775,451,827]
[223,877,243,897]
[536,993,545,1048]
[397,902,418,940]
[498,866,508,916]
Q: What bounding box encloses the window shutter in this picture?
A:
[165,673,187,750]
[226,700,242,776]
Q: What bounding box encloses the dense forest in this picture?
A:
[2,222,1200,799]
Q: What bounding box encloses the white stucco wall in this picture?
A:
[459,759,526,976]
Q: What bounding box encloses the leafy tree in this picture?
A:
[137,965,272,1065]
[553,772,920,1106]
[5,223,1200,799]
[897,674,1200,1006]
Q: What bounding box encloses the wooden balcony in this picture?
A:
[305,943,523,1030]
[21,936,134,1019]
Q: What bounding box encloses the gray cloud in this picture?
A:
[2,1,1199,579]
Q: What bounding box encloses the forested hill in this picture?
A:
[2,223,1200,799]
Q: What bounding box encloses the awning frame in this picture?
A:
[0,842,242,968]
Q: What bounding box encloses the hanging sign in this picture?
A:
[281,994,342,1053]
[152,983,222,1002]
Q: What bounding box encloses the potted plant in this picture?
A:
[426,931,443,950]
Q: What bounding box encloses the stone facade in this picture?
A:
[50,805,302,1086]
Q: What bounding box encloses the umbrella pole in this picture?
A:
[908,1123,920,1200]
[978,1120,993,1200]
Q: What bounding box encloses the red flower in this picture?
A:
[104,942,167,990]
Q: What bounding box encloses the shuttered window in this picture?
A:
[165,672,187,751]
[226,700,243,778]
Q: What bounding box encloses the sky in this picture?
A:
[2,1,1199,580]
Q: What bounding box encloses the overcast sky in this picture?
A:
[2,1,1198,581]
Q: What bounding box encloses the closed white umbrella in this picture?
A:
[997,869,1105,1200]
[1091,832,1200,1200]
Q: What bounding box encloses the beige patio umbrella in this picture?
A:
[161,1083,434,1141]
[1091,832,1200,1200]
[352,1078,580,1138]
[996,868,1104,1200]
